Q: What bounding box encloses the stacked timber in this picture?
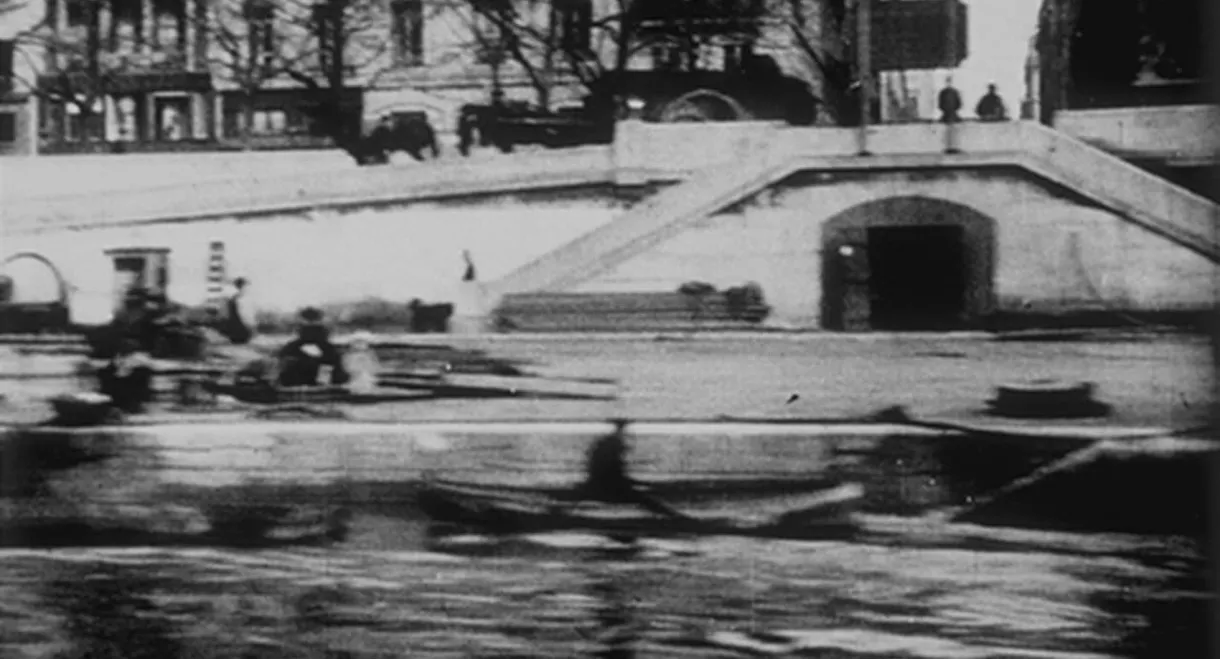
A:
[494,289,771,333]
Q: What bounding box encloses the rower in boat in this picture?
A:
[561,419,693,521]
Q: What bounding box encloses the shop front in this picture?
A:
[36,70,214,153]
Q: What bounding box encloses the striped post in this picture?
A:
[205,240,226,308]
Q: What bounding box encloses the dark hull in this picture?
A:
[418,480,864,540]
[424,474,850,506]
[0,501,351,549]
[204,382,428,405]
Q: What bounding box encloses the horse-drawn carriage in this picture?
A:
[456,54,819,155]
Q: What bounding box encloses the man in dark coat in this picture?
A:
[938,78,963,123]
[277,307,348,387]
[975,84,1008,121]
[221,277,254,345]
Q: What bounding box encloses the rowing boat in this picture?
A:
[422,473,851,505]
[0,499,351,549]
[202,381,430,405]
[417,478,865,540]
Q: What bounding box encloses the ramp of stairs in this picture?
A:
[490,122,1220,299]
[1010,122,1219,262]
[2,147,615,234]
[488,144,790,297]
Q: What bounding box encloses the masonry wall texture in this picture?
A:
[571,169,1218,327]
[5,194,617,325]
[3,165,1215,330]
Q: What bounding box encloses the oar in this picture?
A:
[767,482,866,528]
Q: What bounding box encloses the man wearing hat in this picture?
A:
[221,277,254,345]
[277,307,348,387]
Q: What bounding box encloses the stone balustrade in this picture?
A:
[1053,105,1220,165]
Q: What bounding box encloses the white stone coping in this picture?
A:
[2,146,616,234]
[1053,104,1220,162]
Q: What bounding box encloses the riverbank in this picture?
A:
[1,333,1210,429]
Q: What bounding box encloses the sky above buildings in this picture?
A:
[880,0,1043,120]
[954,0,1042,106]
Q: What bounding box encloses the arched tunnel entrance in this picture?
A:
[821,196,997,332]
[0,252,73,334]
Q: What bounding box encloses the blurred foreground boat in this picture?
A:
[0,498,350,549]
[418,478,865,540]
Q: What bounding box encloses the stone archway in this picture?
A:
[658,90,752,123]
[0,251,73,334]
[1,251,70,304]
[820,196,997,331]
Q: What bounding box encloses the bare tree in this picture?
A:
[280,0,388,158]
[0,0,24,23]
[204,0,387,157]
[787,0,859,125]
[455,0,553,108]
[207,0,298,144]
[463,0,643,109]
[465,0,815,110]
[10,0,129,144]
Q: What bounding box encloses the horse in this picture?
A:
[359,114,441,165]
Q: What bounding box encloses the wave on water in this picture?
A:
[0,520,1207,659]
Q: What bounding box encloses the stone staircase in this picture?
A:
[485,119,1218,333]
[1010,121,1219,262]
[490,121,1220,304]
[487,144,788,299]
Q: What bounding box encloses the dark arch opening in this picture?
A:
[821,196,997,332]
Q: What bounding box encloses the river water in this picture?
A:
[0,339,1212,658]
[0,510,1208,658]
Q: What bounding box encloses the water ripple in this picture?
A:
[0,527,1206,659]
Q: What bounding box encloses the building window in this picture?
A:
[246,0,276,67]
[222,94,313,138]
[66,0,91,27]
[250,109,287,135]
[150,0,187,51]
[553,0,592,53]
[63,106,83,142]
[312,0,341,72]
[0,39,12,85]
[391,0,424,67]
[472,12,508,65]
[107,0,144,54]
[0,112,16,143]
